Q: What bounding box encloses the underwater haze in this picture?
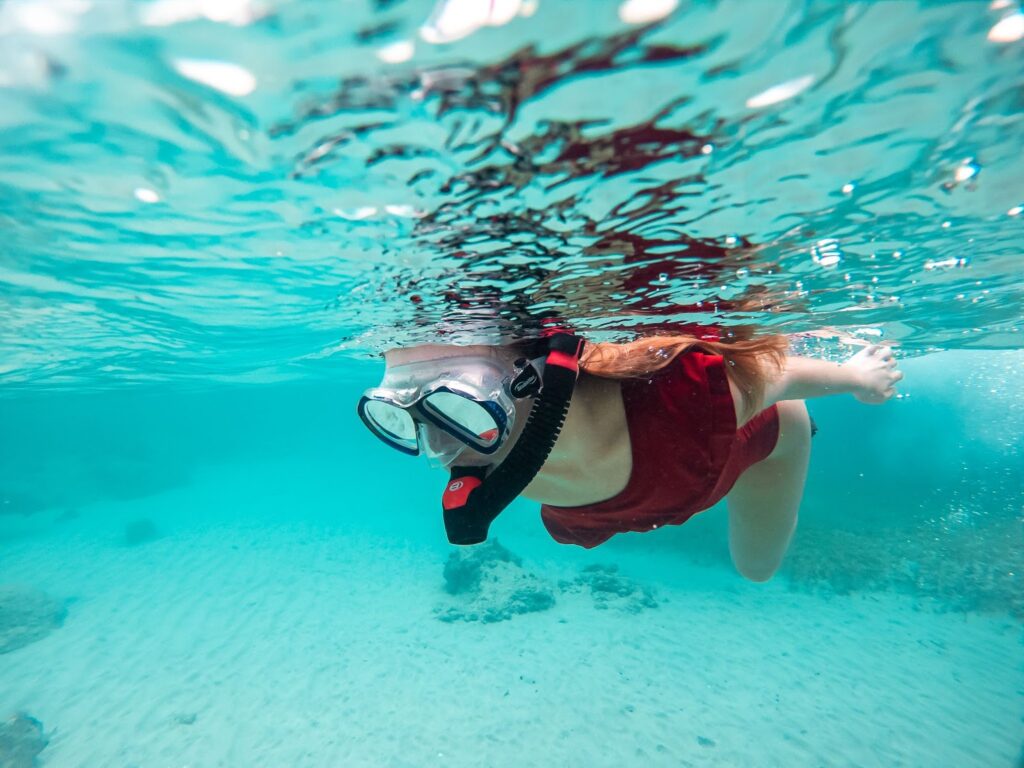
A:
[1,1,1023,766]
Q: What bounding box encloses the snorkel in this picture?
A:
[441,332,585,545]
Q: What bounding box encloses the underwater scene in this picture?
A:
[1,0,1022,766]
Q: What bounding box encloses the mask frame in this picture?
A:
[357,355,542,459]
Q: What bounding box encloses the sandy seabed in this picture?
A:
[1,460,1021,768]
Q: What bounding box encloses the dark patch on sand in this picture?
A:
[0,586,66,655]
[0,492,49,518]
[123,519,161,547]
[0,713,47,767]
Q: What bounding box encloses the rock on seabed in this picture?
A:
[0,585,66,655]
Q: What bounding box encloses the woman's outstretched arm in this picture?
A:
[761,344,903,409]
[729,344,901,426]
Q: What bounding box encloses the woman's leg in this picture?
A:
[725,399,811,582]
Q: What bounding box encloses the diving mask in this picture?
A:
[357,355,542,465]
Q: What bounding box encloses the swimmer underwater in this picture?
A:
[358,332,902,582]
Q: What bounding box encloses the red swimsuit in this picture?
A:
[540,351,780,548]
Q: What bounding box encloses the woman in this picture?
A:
[358,333,902,581]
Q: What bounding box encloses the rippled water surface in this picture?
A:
[1,0,1022,387]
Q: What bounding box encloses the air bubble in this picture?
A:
[811,238,842,267]
[746,74,815,109]
[725,235,738,247]
[988,11,1024,43]
[619,0,679,25]
[701,143,714,155]
[1008,204,1023,217]
[953,157,980,183]
[133,187,160,204]
[173,58,256,96]
[334,206,377,220]
[923,257,968,270]
[377,40,415,64]
[841,182,856,195]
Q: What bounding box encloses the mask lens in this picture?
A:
[422,391,501,448]
[363,400,417,448]
[417,423,467,468]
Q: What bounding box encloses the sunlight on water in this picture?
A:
[0,0,1022,386]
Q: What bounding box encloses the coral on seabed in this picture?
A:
[559,564,660,613]
[435,541,661,622]
[782,516,1024,618]
[436,541,555,623]
[0,586,66,655]
[0,713,47,768]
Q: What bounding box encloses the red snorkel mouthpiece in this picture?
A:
[442,333,584,545]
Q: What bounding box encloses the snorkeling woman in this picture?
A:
[358,333,902,582]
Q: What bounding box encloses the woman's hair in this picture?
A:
[579,332,788,410]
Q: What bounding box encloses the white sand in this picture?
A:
[1,458,1021,767]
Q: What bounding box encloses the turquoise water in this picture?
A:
[1,1,1023,765]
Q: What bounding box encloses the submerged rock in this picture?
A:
[55,509,79,523]
[441,539,520,595]
[123,518,161,547]
[783,519,1024,619]
[560,564,660,613]
[436,541,555,623]
[0,586,66,655]
[0,713,47,768]
[0,491,48,518]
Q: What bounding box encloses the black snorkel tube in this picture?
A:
[441,332,585,545]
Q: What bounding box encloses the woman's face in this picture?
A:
[379,344,531,468]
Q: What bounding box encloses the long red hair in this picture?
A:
[579,333,787,411]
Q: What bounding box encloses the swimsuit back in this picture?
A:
[540,351,779,548]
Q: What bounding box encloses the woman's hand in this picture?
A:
[843,345,903,404]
